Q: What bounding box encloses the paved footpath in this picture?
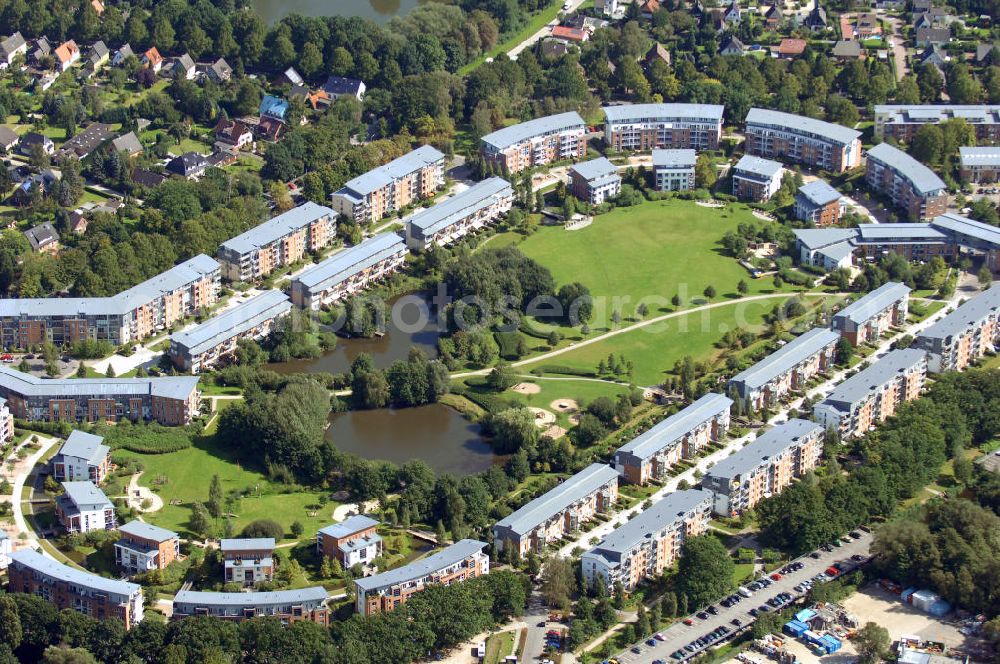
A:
[7,435,60,552]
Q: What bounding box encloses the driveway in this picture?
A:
[884,15,908,80]
[507,0,587,59]
[615,534,874,664]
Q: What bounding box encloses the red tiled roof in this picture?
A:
[552,26,587,41]
[778,38,807,54]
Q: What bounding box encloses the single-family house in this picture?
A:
[832,39,863,59]
[259,95,288,122]
[207,57,232,82]
[24,222,60,254]
[111,132,143,157]
[321,76,366,101]
[166,152,209,180]
[777,38,807,58]
[112,44,134,67]
[31,37,52,65]
[142,47,164,73]
[0,126,19,153]
[214,118,253,149]
[0,32,27,67]
[54,40,80,72]
[172,53,196,80]
[721,36,746,55]
[88,40,109,70]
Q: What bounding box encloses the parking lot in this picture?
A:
[612,532,874,664]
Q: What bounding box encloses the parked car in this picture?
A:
[731,618,742,627]
[683,619,694,626]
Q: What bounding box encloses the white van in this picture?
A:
[738,586,752,598]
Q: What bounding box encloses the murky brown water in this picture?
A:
[325,404,495,475]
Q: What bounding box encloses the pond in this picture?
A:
[325,404,496,475]
[251,0,419,25]
[267,292,441,376]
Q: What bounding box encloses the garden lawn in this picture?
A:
[520,294,826,385]
[115,416,337,539]
[514,199,799,327]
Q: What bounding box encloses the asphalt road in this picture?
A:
[614,533,874,664]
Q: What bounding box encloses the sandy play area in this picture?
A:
[512,382,541,395]
[550,399,579,413]
[528,407,556,427]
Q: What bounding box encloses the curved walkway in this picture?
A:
[8,435,60,552]
[124,471,164,514]
[451,291,844,379]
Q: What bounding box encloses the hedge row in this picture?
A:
[534,364,597,377]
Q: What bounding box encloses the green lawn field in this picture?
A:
[513,199,799,327]
[115,409,337,539]
[520,294,833,386]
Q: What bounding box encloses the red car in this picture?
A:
[683,619,694,626]
[770,573,782,581]
[826,567,840,577]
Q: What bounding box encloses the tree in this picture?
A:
[541,558,576,611]
[488,407,539,454]
[0,596,22,651]
[40,647,98,664]
[291,521,304,538]
[835,337,855,366]
[486,361,515,392]
[636,604,651,637]
[978,266,993,288]
[675,535,735,609]
[737,279,749,296]
[695,153,717,189]
[206,475,223,519]
[240,520,284,540]
[660,592,677,618]
[703,285,716,300]
[910,124,944,165]
[852,622,890,664]
[189,502,211,538]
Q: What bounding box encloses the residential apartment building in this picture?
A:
[0,254,221,348]
[172,588,329,625]
[602,103,724,151]
[217,202,337,283]
[355,539,489,616]
[330,145,445,223]
[0,397,12,444]
[652,149,696,191]
[832,282,911,346]
[702,419,824,517]
[0,531,10,569]
[317,515,382,568]
[744,108,862,173]
[581,489,713,592]
[290,233,408,310]
[865,143,948,221]
[732,155,784,202]
[794,180,845,226]
[570,157,621,204]
[8,549,143,628]
[405,177,514,250]
[0,367,201,426]
[168,291,292,373]
[613,393,733,485]
[874,105,1000,142]
[728,327,840,410]
[959,146,1000,183]
[55,481,115,534]
[222,538,275,586]
[853,223,955,262]
[115,520,180,576]
[480,112,587,173]
[493,463,619,556]
[930,212,1000,273]
[51,430,111,484]
[915,284,1000,372]
[813,348,928,437]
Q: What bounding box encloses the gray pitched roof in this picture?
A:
[0,365,199,401]
[495,464,617,536]
[111,131,143,155]
[587,490,712,558]
[337,145,443,197]
[735,154,783,178]
[355,539,486,591]
[1,32,25,55]
[602,103,724,124]
[318,515,379,539]
[58,430,108,464]
[0,254,219,319]
[866,142,946,195]
[481,112,585,151]
[174,53,195,72]
[730,327,840,390]
[0,126,18,147]
[745,107,861,147]
[833,282,910,326]
[11,549,139,598]
[219,202,333,257]
[616,393,732,462]
[60,481,112,509]
[797,180,842,206]
[570,157,618,182]
[408,177,513,238]
[118,519,178,543]
[819,348,926,410]
[931,212,1000,248]
[170,291,291,357]
[653,149,697,169]
[918,284,1000,341]
[293,232,406,294]
[174,586,327,608]
[793,228,857,250]
[832,40,862,57]
[706,419,822,482]
[221,538,275,552]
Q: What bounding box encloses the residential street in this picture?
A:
[507,0,588,59]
